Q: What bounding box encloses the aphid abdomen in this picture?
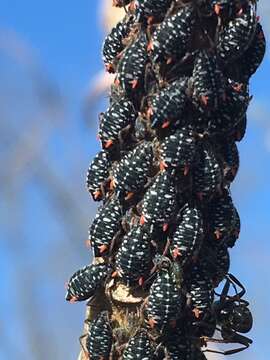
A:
[159,127,196,172]
[65,263,109,302]
[115,225,152,284]
[147,268,181,330]
[217,4,257,66]
[171,204,204,266]
[86,150,111,201]
[88,197,123,256]
[135,0,173,23]
[112,141,153,195]
[149,77,188,129]
[115,31,148,93]
[102,15,135,72]
[86,311,113,360]
[123,330,155,359]
[99,97,137,149]
[150,5,195,63]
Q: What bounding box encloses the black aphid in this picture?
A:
[88,197,123,256]
[86,311,113,360]
[86,150,111,201]
[65,262,109,302]
[135,0,173,24]
[99,97,137,150]
[122,330,155,359]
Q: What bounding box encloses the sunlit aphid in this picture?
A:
[65,263,109,302]
[147,263,181,330]
[170,204,204,266]
[147,77,188,129]
[219,140,239,183]
[217,3,257,66]
[159,127,196,174]
[140,170,177,231]
[102,15,135,73]
[207,190,236,241]
[122,329,155,359]
[115,31,148,93]
[236,22,266,82]
[207,79,250,136]
[86,150,111,201]
[134,0,173,24]
[86,311,113,360]
[164,326,193,360]
[186,264,214,320]
[149,4,195,64]
[193,143,223,201]
[99,97,137,150]
[192,50,226,109]
[111,141,153,199]
[88,197,123,256]
[114,225,152,285]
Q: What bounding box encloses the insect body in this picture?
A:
[86,311,113,360]
[140,170,177,230]
[171,204,204,266]
[134,0,173,24]
[115,31,148,93]
[65,262,110,302]
[99,97,137,150]
[149,5,195,64]
[102,15,135,73]
[147,264,181,330]
[217,4,257,66]
[147,77,188,129]
[164,326,193,360]
[111,141,153,198]
[86,150,111,201]
[114,225,152,285]
[159,127,196,174]
[88,197,123,256]
[218,140,239,184]
[192,50,225,109]
[193,142,222,201]
[122,330,155,359]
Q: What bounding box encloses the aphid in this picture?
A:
[207,190,236,241]
[99,97,137,150]
[111,141,153,199]
[193,142,223,201]
[86,311,113,360]
[65,262,109,302]
[191,50,226,109]
[146,262,181,330]
[225,205,241,248]
[217,3,257,66]
[218,140,239,183]
[233,113,247,142]
[134,0,173,24]
[235,22,266,82]
[115,31,148,93]
[186,264,214,321]
[140,170,177,231]
[102,15,135,73]
[86,150,111,201]
[211,0,248,19]
[159,127,196,174]
[207,79,250,136]
[147,77,188,129]
[122,330,155,359]
[88,197,123,256]
[149,4,195,64]
[170,204,204,266]
[114,225,152,285]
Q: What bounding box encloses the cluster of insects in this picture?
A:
[66,0,265,358]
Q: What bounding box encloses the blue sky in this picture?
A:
[0,1,269,359]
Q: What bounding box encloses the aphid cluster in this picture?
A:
[66,0,264,358]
